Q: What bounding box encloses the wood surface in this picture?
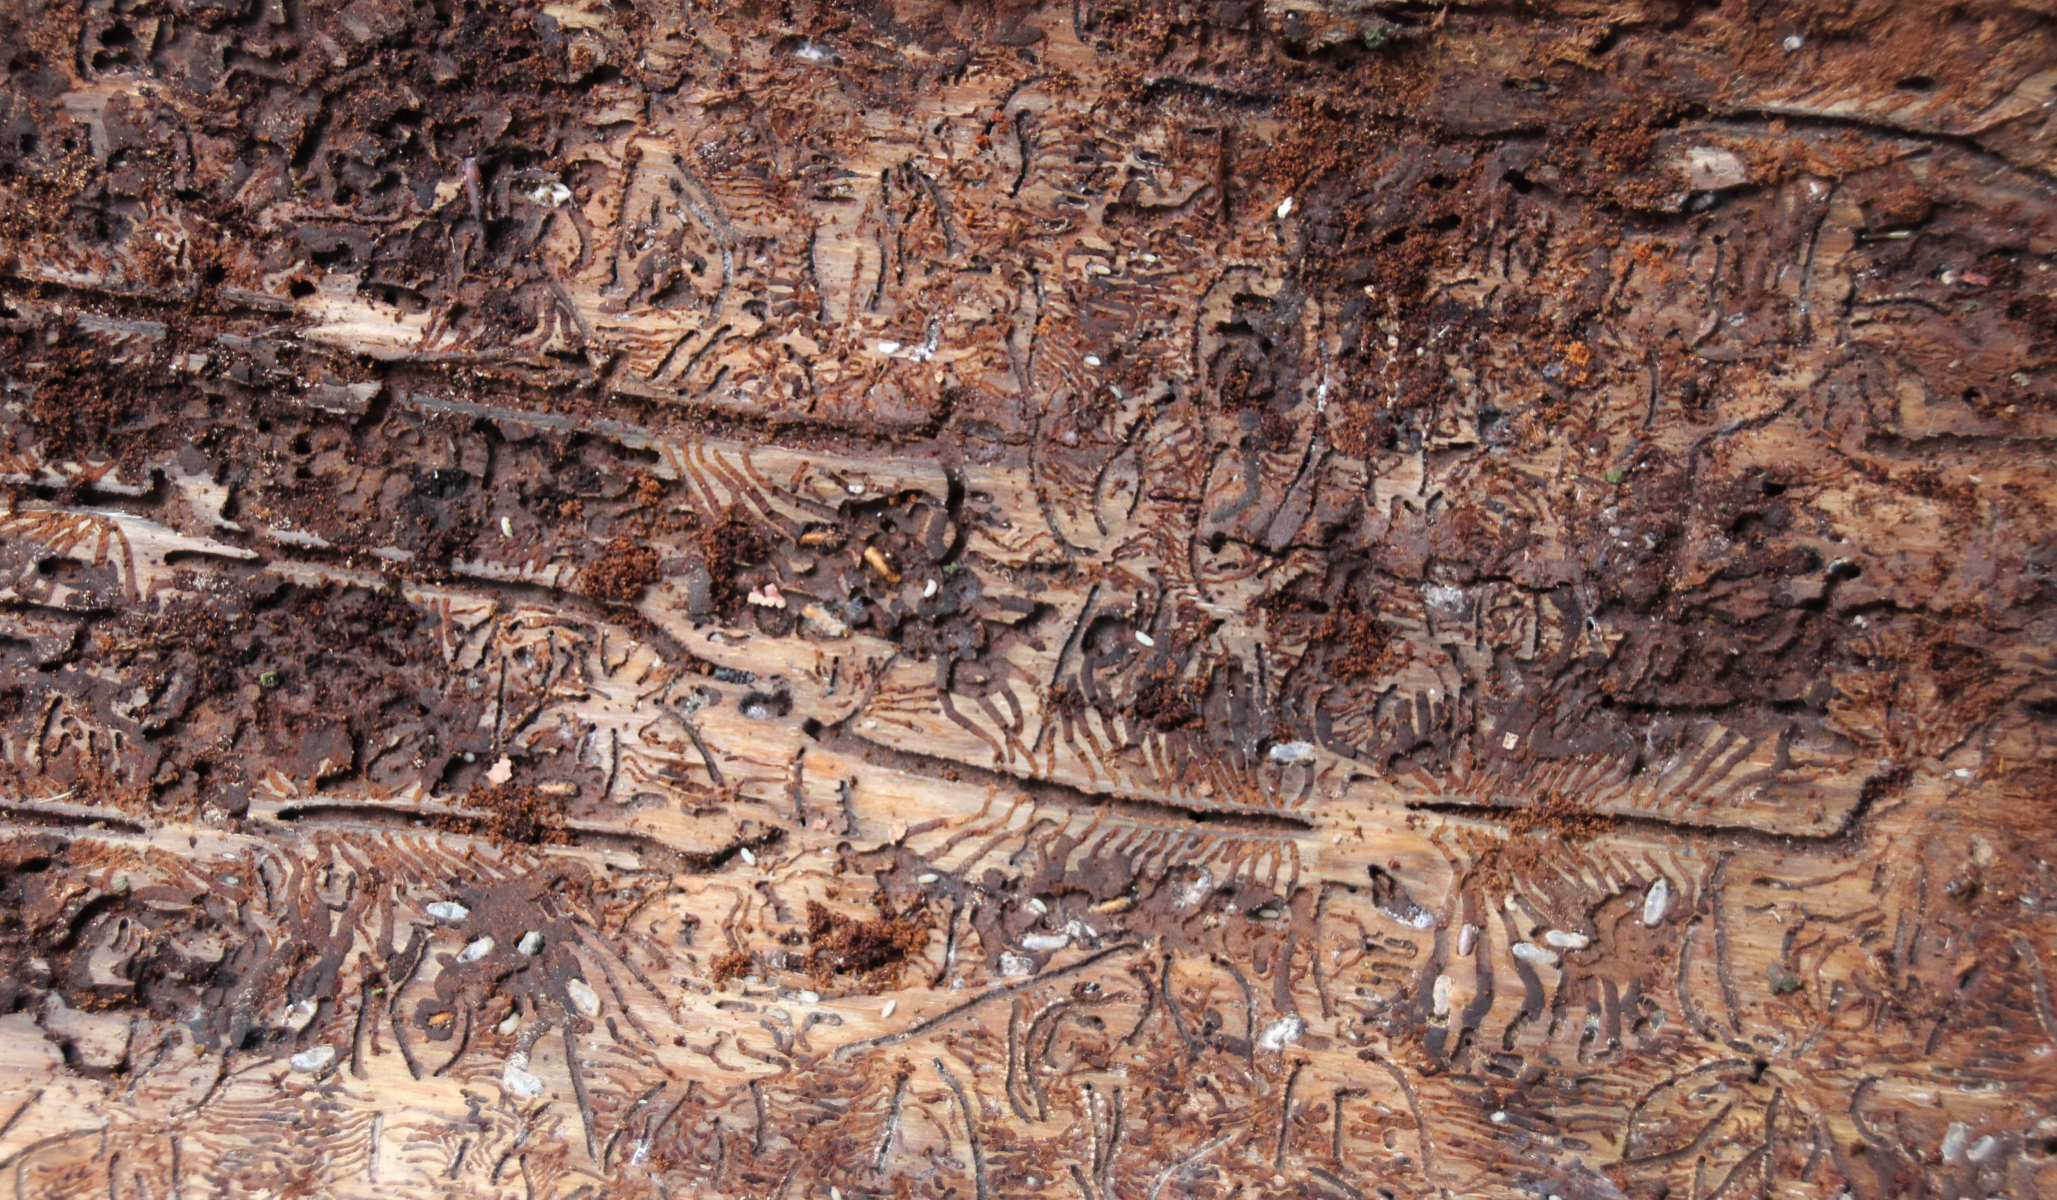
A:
[1,0,2055,1197]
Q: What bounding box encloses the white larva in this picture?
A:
[566,978,601,1017]
[290,1045,336,1073]
[1643,878,1671,926]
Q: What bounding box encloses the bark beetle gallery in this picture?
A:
[0,0,2053,1196]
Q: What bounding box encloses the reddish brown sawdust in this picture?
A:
[581,537,662,605]
[1866,179,1936,228]
[1559,340,1595,388]
[1219,358,1265,412]
[1131,659,1198,731]
[1322,600,1413,679]
[630,469,667,507]
[1544,108,1687,210]
[690,504,772,609]
[1472,790,1618,894]
[439,781,572,848]
[1503,789,1618,840]
[800,898,931,991]
[710,949,754,987]
[18,336,149,462]
[694,504,769,577]
[1250,96,1381,198]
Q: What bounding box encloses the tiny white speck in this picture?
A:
[918,872,939,884]
[1135,631,1155,647]
[924,579,938,598]
[847,482,866,494]
[1490,1110,1508,1124]
[881,1000,897,1019]
[501,516,514,538]
[1502,732,1520,751]
[739,847,757,866]
[1084,355,1102,367]
[1276,197,1295,219]
[878,341,901,354]
[1783,34,1804,51]
[1029,897,1049,914]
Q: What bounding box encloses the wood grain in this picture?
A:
[0,1,2054,1197]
